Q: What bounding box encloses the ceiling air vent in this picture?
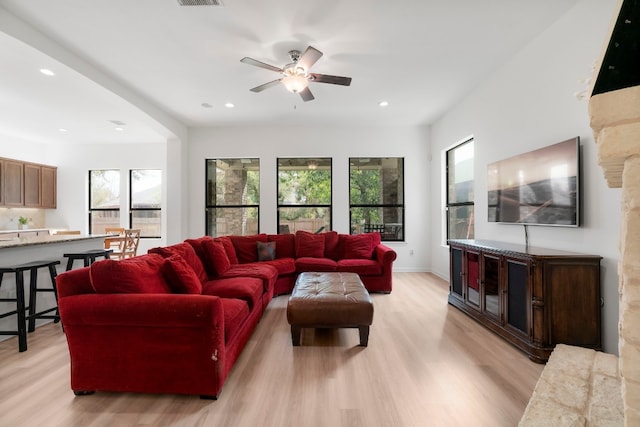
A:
[177,0,223,5]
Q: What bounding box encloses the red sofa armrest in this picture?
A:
[374,244,397,267]
[56,267,94,298]
[59,293,228,397]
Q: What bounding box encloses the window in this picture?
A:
[446,138,475,240]
[277,158,331,234]
[349,157,404,241]
[205,158,259,236]
[89,169,120,234]
[130,169,161,238]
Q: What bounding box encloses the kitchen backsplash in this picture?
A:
[0,208,45,230]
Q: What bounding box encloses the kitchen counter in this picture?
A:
[0,233,109,344]
[0,228,50,234]
[0,233,107,249]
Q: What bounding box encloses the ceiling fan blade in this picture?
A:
[299,86,315,102]
[309,73,352,86]
[240,57,283,73]
[297,46,323,71]
[250,79,282,92]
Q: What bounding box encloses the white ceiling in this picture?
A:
[0,0,581,145]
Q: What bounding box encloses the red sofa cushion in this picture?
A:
[202,238,232,276]
[185,235,212,261]
[267,234,295,258]
[324,231,341,260]
[90,254,171,294]
[336,259,382,276]
[214,236,238,265]
[220,298,250,343]
[229,234,268,263]
[162,255,203,294]
[295,257,337,272]
[343,233,376,259]
[202,277,263,310]
[149,242,208,283]
[258,258,296,276]
[295,231,325,258]
[221,264,278,294]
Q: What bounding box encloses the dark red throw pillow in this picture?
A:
[148,242,208,283]
[162,255,203,294]
[89,254,171,294]
[295,230,325,258]
[343,233,375,259]
[214,236,239,265]
[202,238,232,276]
[257,241,276,261]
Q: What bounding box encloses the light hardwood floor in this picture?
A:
[0,273,543,427]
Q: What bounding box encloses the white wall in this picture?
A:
[188,125,431,272]
[45,142,167,254]
[0,134,50,164]
[429,0,621,354]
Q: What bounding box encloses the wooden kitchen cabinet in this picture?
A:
[2,159,24,206]
[448,239,602,363]
[0,157,56,208]
[24,163,42,207]
[40,166,57,208]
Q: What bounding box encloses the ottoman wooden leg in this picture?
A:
[291,325,301,346]
[359,326,370,347]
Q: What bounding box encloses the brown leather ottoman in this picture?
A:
[286,272,374,347]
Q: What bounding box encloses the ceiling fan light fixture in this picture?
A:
[282,74,308,93]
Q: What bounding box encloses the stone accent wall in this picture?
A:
[590,84,640,426]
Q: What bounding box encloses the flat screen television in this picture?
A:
[487,137,580,227]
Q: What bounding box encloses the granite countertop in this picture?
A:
[0,233,108,249]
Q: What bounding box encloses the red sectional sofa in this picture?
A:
[56,230,396,398]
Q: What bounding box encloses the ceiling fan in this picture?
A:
[240,46,352,102]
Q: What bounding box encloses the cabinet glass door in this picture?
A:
[482,255,500,319]
[466,251,480,308]
[450,247,463,299]
[506,259,528,335]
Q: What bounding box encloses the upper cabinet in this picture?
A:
[2,159,25,206]
[0,157,56,208]
[24,163,41,207]
[40,166,57,208]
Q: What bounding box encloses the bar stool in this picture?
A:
[0,259,60,352]
[63,248,113,271]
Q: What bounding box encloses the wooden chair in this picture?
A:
[111,229,141,260]
[104,227,125,235]
[104,227,125,250]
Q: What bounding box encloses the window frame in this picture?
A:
[129,169,162,238]
[88,169,121,234]
[205,158,260,237]
[277,157,332,234]
[445,137,475,242]
[349,157,405,242]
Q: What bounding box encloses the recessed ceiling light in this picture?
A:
[201,102,213,108]
[58,128,68,132]
[378,101,389,107]
[115,127,124,132]
[225,102,235,108]
[40,68,55,76]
